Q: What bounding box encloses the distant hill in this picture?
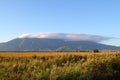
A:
[0,38,119,51]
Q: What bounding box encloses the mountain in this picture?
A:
[0,38,119,51]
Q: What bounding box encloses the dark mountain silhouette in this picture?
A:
[0,38,119,51]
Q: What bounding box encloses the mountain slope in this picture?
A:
[0,38,119,51]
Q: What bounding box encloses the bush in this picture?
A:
[111,54,120,80]
[93,49,99,53]
[32,55,37,59]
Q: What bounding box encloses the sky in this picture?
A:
[0,0,120,46]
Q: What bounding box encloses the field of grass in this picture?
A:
[0,51,118,57]
[0,51,120,80]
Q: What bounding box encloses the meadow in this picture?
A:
[0,51,120,80]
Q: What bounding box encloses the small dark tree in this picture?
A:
[93,49,99,53]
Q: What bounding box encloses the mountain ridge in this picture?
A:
[0,38,119,51]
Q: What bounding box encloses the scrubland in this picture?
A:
[0,51,120,80]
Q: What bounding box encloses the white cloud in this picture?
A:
[18,32,111,42]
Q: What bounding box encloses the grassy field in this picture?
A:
[0,51,120,80]
[0,51,118,57]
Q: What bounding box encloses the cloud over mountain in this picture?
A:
[18,33,111,42]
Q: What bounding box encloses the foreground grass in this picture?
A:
[0,51,120,80]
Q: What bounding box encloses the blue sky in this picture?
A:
[0,0,120,46]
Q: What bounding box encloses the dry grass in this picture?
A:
[0,51,120,80]
[0,51,118,58]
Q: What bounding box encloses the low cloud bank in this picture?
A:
[18,33,111,42]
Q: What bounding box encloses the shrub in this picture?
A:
[93,49,99,53]
[32,55,37,59]
[111,54,120,80]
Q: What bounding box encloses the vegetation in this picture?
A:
[0,51,120,80]
[93,49,99,53]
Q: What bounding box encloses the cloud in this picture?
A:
[18,32,111,42]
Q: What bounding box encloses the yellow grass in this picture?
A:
[0,51,118,58]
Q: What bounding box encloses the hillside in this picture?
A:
[0,38,119,51]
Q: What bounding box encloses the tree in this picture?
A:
[93,49,99,53]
